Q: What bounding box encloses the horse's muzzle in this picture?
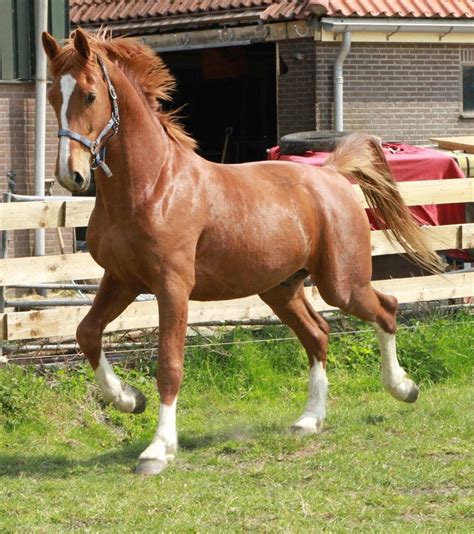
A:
[72,171,86,190]
[55,167,91,193]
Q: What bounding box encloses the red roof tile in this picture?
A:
[70,0,474,28]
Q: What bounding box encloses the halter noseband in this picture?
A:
[57,55,120,178]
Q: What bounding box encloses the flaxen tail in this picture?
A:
[325,133,444,274]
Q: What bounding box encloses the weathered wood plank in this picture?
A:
[1,180,473,231]
[3,272,472,341]
[0,199,95,231]
[0,253,103,285]
[431,136,474,153]
[353,178,474,207]
[370,223,474,255]
[0,200,66,231]
[64,199,95,228]
[397,178,474,206]
[1,224,472,286]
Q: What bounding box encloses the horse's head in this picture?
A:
[42,29,117,192]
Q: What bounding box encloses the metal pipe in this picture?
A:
[6,299,94,308]
[10,194,93,202]
[4,342,148,353]
[8,283,99,291]
[34,0,49,259]
[334,31,351,132]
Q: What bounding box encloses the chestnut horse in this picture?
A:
[42,29,442,475]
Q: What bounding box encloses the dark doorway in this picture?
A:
[162,43,277,163]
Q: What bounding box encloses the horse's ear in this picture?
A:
[42,32,61,61]
[74,28,91,60]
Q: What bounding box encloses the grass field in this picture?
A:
[0,310,473,532]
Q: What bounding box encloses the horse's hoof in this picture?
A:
[128,385,147,414]
[134,459,167,476]
[291,421,322,435]
[404,382,419,403]
[291,425,317,436]
[291,415,323,435]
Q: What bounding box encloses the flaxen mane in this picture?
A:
[50,31,197,150]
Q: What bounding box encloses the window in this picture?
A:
[462,65,474,113]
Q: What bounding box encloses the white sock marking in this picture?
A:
[373,323,417,401]
[293,360,328,432]
[59,74,76,179]
[94,352,137,412]
[139,399,177,464]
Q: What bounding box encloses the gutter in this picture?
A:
[321,17,474,35]
[333,31,351,132]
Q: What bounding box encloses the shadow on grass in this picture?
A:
[0,442,144,479]
[0,420,290,478]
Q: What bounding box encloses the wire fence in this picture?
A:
[3,307,472,366]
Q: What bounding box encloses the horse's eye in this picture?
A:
[85,92,96,104]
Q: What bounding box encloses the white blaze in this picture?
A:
[59,74,76,178]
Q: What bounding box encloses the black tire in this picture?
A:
[279,130,349,155]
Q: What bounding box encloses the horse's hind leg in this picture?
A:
[318,279,419,403]
[76,272,146,413]
[372,289,419,403]
[260,282,330,434]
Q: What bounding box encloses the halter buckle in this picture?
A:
[109,85,118,100]
[90,141,99,155]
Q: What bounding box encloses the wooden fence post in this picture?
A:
[0,192,12,363]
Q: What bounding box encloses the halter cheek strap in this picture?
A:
[57,55,120,178]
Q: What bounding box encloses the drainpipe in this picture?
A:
[34,0,48,258]
[333,31,351,132]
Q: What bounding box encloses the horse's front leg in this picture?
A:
[76,273,145,413]
[135,275,191,475]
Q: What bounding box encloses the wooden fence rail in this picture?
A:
[1,179,473,232]
[1,178,473,342]
[1,223,473,286]
[2,273,472,341]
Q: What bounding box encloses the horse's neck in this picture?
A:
[94,73,178,215]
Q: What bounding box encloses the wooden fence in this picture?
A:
[1,178,473,343]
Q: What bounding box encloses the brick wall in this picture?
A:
[277,38,316,138]
[0,82,73,258]
[315,42,474,144]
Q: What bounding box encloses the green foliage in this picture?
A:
[182,326,306,401]
[328,330,379,371]
[0,366,46,431]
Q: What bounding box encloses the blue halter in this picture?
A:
[57,56,120,178]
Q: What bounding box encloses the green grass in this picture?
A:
[0,311,472,532]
